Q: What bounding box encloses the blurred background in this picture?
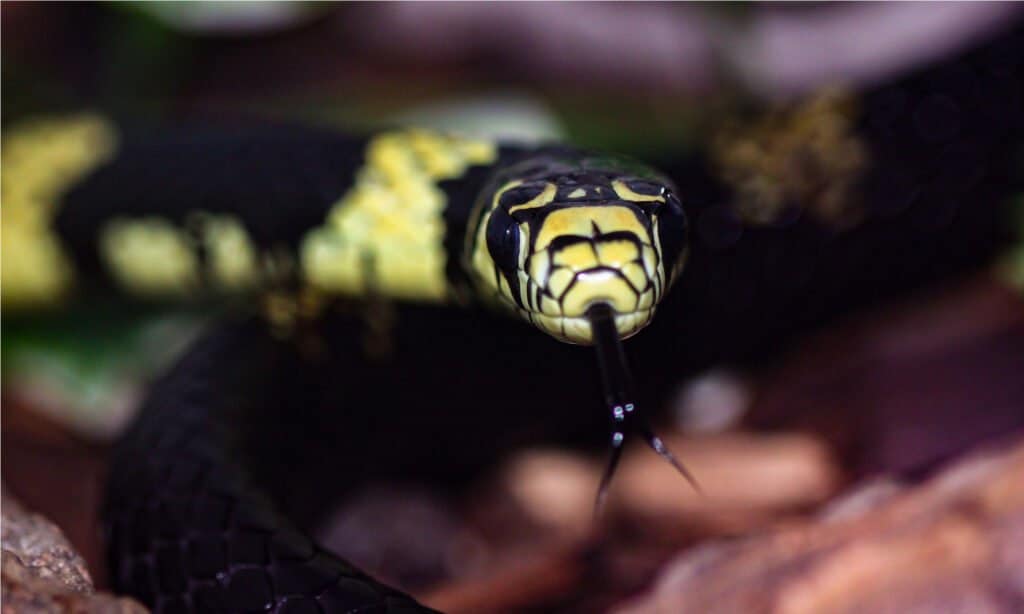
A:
[3,3,1024,612]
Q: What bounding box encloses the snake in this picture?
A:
[3,116,695,613]
[4,20,1023,614]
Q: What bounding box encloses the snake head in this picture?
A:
[468,151,688,344]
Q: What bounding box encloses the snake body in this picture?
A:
[106,319,432,614]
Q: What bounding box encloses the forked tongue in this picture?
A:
[587,303,701,513]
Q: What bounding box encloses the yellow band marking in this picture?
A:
[101,217,200,295]
[533,205,646,253]
[196,214,260,290]
[303,129,496,301]
[98,212,263,296]
[2,115,117,307]
[612,180,665,203]
[507,182,557,214]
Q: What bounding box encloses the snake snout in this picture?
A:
[539,233,659,317]
[521,233,662,344]
[530,269,656,344]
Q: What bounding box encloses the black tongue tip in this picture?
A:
[587,303,702,517]
[640,428,703,495]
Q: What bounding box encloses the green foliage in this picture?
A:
[3,304,208,437]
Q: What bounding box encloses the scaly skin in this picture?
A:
[105,318,439,614]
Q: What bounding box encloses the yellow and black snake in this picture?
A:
[4,118,687,344]
[4,21,1024,613]
[3,114,695,613]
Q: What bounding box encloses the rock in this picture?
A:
[610,432,841,532]
[1,486,146,613]
[499,450,602,541]
[422,431,843,612]
[476,430,841,552]
[613,438,1024,614]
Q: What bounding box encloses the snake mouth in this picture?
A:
[519,262,661,344]
[526,306,655,344]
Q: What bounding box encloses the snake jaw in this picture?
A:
[526,306,655,345]
[513,259,661,344]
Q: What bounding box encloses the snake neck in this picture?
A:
[444,143,575,302]
[295,129,505,303]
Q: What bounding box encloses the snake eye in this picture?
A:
[657,191,688,280]
[665,191,684,214]
[626,180,665,197]
[637,199,664,217]
[486,205,521,276]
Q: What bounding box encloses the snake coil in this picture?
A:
[105,319,438,613]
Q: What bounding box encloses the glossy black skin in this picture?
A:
[55,122,371,285]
